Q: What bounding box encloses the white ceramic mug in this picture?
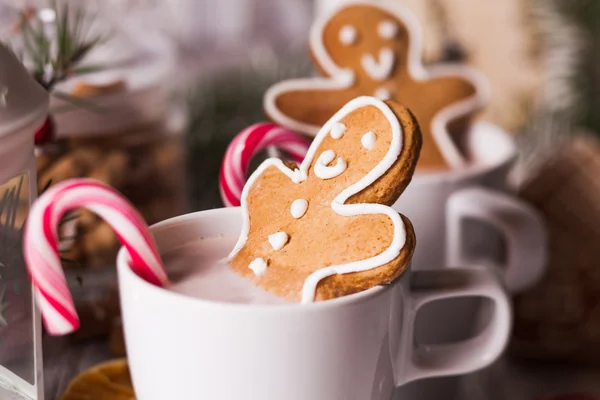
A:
[117,207,510,400]
[395,121,547,292]
[392,122,547,400]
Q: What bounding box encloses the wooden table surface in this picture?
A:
[43,336,113,400]
[43,338,600,400]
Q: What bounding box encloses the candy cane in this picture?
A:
[24,179,168,335]
[220,123,310,207]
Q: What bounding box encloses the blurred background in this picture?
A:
[3,0,600,398]
[3,0,590,204]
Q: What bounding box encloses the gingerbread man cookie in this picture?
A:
[264,0,488,171]
[229,96,421,302]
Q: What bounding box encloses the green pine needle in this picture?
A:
[185,50,312,210]
[39,179,53,194]
[12,0,110,92]
[51,90,105,114]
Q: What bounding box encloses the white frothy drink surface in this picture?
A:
[165,236,285,305]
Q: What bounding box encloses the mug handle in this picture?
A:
[396,266,511,386]
[446,187,547,294]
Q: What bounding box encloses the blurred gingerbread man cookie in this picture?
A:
[229,96,421,302]
[264,0,488,170]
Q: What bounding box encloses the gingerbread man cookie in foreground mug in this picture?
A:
[229,96,422,302]
[264,0,489,171]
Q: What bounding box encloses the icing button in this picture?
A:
[249,258,267,277]
[339,25,358,46]
[291,199,308,219]
[374,87,391,100]
[268,232,289,251]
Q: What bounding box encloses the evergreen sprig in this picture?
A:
[16,1,110,92]
[185,51,312,210]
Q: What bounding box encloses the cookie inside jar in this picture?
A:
[38,57,189,270]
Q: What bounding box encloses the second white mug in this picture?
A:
[393,122,546,399]
[396,122,546,291]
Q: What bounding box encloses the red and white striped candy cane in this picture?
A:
[24,179,168,335]
[220,123,310,207]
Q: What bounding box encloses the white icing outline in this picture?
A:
[263,0,490,169]
[339,25,358,45]
[314,150,347,179]
[361,47,395,81]
[292,169,303,183]
[231,96,407,303]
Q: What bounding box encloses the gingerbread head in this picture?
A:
[264,0,489,171]
[229,96,421,302]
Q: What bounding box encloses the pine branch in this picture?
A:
[185,50,312,210]
[12,1,111,92]
[513,0,585,180]
[51,90,105,113]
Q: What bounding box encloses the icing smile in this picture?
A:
[361,47,395,81]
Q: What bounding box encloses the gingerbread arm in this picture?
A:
[230,160,301,259]
[264,78,359,136]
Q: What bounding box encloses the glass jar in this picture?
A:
[38,54,188,269]
[0,45,48,400]
[0,0,188,270]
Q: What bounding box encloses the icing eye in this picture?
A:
[378,20,398,39]
[330,122,346,139]
[361,132,376,150]
[339,25,358,46]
